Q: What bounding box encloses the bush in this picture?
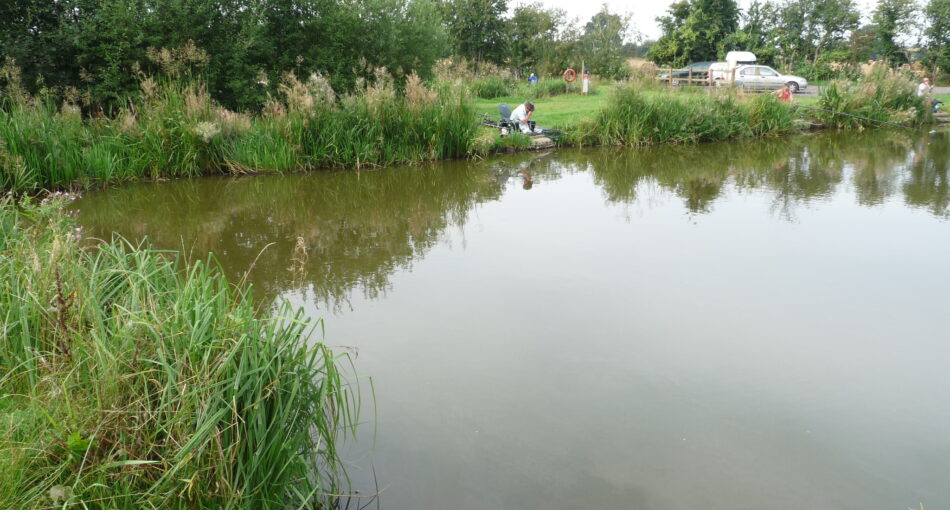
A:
[814,68,931,128]
[527,78,572,98]
[0,70,478,191]
[572,85,797,146]
[469,76,514,98]
[0,194,358,509]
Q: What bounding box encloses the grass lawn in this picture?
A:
[474,82,819,131]
[473,82,614,129]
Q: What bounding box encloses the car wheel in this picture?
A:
[787,82,799,93]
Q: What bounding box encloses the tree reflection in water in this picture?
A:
[76,130,950,308]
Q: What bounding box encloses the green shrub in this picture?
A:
[469,76,513,99]
[814,68,931,128]
[0,193,358,509]
[0,71,478,191]
[572,86,797,146]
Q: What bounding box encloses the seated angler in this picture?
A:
[510,101,537,134]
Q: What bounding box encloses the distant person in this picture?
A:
[528,73,538,86]
[917,77,933,97]
[510,101,536,134]
[917,77,941,113]
[774,84,793,102]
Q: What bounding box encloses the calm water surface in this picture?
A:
[77,131,950,509]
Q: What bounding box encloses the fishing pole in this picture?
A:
[794,104,914,130]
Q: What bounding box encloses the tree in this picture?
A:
[647,0,740,66]
[509,3,567,76]
[580,5,635,78]
[776,0,860,64]
[872,0,918,63]
[720,0,780,64]
[925,0,950,72]
[438,0,509,64]
[0,0,451,110]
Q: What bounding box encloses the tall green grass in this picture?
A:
[0,71,477,191]
[813,68,931,128]
[571,85,797,146]
[469,76,513,99]
[0,65,937,193]
[0,193,358,509]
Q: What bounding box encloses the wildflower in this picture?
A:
[49,485,72,504]
[192,121,221,143]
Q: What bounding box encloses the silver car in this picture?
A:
[735,65,808,92]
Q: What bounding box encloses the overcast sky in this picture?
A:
[525,0,878,41]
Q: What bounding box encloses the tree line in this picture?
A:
[647,0,950,78]
[0,0,634,111]
[1,0,947,112]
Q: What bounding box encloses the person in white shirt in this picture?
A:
[917,77,942,112]
[917,77,932,97]
[509,101,535,134]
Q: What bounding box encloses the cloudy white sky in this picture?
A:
[525,0,878,40]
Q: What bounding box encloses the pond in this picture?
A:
[76,130,950,509]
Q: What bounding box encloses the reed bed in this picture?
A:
[468,75,584,100]
[0,193,358,509]
[571,85,797,147]
[0,65,935,193]
[0,70,477,191]
[812,68,931,129]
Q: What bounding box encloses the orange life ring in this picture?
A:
[563,68,577,83]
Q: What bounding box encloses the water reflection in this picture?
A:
[76,129,949,309]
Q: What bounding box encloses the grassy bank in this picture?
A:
[0,194,358,509]
[807,68,932,129]
[0,69,934,193]
[0,71,476,191]
[568,86,799,146]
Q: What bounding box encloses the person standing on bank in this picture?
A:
[528,73,538,86]
[510,101,535,134]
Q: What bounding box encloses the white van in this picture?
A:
[709,51,757,81]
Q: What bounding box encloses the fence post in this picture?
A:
[688,68,692,87]
[669,67,673,90]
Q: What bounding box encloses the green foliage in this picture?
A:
[873,0,918,63]
[580,6,634,79]
[777,0,861,64]
[0,72,477,191]
[0,0,448,111]
[925,0,950,71]
[573,85,797,146]
[439,0,509,64]
[470,76,515,98]
[792,50,864,81]
[509,3,569,75]
[527,78,575,98]
[815,67,931,128]
[648,0,741,66]
[0,194,358,508]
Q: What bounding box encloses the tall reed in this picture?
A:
[814,68,931,129]
[571,85,797,147]
[0,193,358,509]
[0,70,477,191]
